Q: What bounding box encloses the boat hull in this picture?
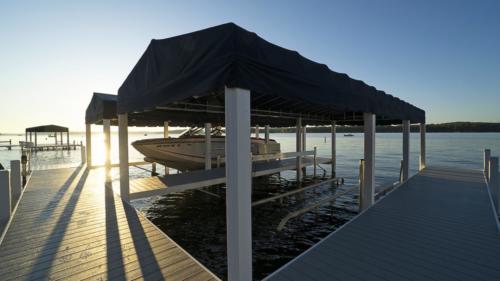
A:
[132,136,280,171]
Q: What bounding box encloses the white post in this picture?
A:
[402,120,410,181]
[302,126,307,152]
[264,125,270,143]
[420,123,426,171]
[163,121,169,138]
[313,146,317,178]
[361,113,375,211]
[0,170,11,224]
[331,121,336,178]
[255,125,260,139]
[484,149,491,179]
[118,114,130,202]
[296,117,302,180]
[10,160,21,207]
[59,132,63,145]
[489,157,499,213]
[66,131,70,149]
[85,123,92,168]
[205,123,212,170]
[54,132,58,145]
[225,87,252,281]
[103,119,111,169]
[81,145,86,165]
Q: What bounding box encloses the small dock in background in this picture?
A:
[265,167,500,281]
[0,167,220,280]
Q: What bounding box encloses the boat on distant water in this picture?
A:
[344,133,354,137]
[133,127,281,171]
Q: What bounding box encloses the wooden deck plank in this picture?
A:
[0,167,219,281]
[265,167,500,281]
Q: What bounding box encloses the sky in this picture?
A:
[0,0,499,133]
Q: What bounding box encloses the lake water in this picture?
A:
[1,132,499,279]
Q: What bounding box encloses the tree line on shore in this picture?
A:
[263,122,500,133]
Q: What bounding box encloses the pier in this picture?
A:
[265,166,500,281]
[0,166,219,280]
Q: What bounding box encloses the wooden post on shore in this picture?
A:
[0,170,11,224]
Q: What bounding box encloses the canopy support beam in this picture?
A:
[361,113,375,211]
[420,123,426,171]
[331,121,336,178]
[85,124,92,168]
[119,114,129,202]
[225,87,252,281]
[296,117,302,181]
[205,123,211,170]
[402,120,410,181]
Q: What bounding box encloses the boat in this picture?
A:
[344,133,354,137]
[132,127,281,171]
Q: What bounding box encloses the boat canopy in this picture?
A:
[85,93,117,125]
[116,23,424,127]
[26,125,68,133]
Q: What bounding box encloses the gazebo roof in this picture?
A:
[26,125,68,133]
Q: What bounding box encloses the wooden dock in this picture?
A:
[127,156,331,200]
[265,167,500,281]
[0,167,220,280]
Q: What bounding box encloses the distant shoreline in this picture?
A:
[2,122,500,135]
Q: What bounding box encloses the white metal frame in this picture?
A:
[361,113,375,211]
[225,87,252,281]
[119,113,130,202]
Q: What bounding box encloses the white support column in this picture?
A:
[420,123,426,171]
[331,121,336,178]
[54,132,58,145]
[255,125,260,139]
[264,125,270,143]
[361,113,375,211]
[10,160,21,207]
[164,120,171,176]
[296,117,302,180]
[103,119,111,169]
[484,149,491,179]
[402,120,410,181]
[66,131,70,149]
[85,124,92,167]
[205,123,212,170]
[163,121,169,138]
[118,114,130,202]
[225,87,252,281]
[489,157,499,213]
[81,145,86,165]
[302,126,307,152]
[0,170,11,224]
[59,132,63,145]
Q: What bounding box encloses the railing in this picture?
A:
[484,149,500,219]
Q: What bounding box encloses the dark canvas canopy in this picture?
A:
[118,23,424,127]
[26,125,68,133]
[85,93,118,125]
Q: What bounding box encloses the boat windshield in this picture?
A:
[178,126,225,137]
